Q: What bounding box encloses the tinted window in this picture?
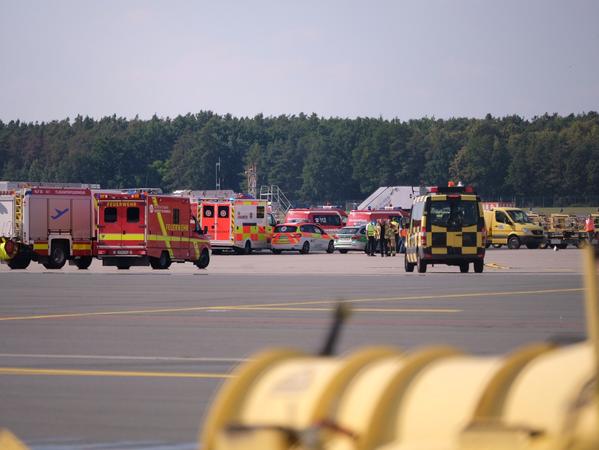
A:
[274,225,298,233]
[300,224,316,233]
[257,206,265,219]
[203,205,214,218]
[104,207,117,223]
[496,211,509,224]
[430,200,478,228]
[173,208,180,224]
[127,207,140,223]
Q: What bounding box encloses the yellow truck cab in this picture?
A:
[405,185,485,273]
[483,207,545,249]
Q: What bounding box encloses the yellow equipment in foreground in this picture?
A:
[200,246,599,450]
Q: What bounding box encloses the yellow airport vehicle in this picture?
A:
[483,207,545,249]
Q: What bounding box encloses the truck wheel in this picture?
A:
[556,243,568,249]
[474,260,484,273]
[326,241,335,253]
[507,236,521,249]
[459,262,469,273]
[75,257,93,270]
[150,252,171,269]
[7,254,31,270]
[339,249,348,254]
[44,243,67,269]
[416,254,427,273]
[300,241,310,254]
[194,249,210,269]
[404,255,415,272]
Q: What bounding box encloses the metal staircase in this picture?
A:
[259,185,292,222]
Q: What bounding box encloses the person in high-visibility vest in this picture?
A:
[388,219,398,256]
[365,219,377,256]
[585,214,596,242]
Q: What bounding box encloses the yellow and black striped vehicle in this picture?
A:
[405,186,485,273]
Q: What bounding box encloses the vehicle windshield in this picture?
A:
[429,200,478,228]
[338,227,360,235]
[274,225,298,233]
[507,210,532,224]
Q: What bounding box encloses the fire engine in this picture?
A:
[198,198,276,254]
[0,187,95,269]
[96,192,210,270]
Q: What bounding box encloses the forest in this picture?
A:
[1,112,598,204]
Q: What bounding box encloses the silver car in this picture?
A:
[334,225,368,253]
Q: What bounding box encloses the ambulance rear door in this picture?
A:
[98,199,145,250]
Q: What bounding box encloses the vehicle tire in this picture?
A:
[326,241,335,253]
[492,244,502,249]
[7,253,31,270]
[194,248,210,269]
[460,262,469,273]
[45,242,67,269]
[576,239,587,249]
[526,243,540,249]
[150,251,171,270]
[116,263,131,270]
[416,254,427,273]
[556,243,568,249]
[474,260,484,273]
[75,256,93,270]
[404,255,415,272]
[339,249,348,254]
[300,241,310,254]
[271,249,282,254]
[507,236,521,250]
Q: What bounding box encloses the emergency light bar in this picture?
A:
[429,186,476,194]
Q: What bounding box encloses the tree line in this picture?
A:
[0,111,598,203]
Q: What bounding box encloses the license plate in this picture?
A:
[115,250,131,255]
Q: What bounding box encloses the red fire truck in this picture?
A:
[95,192,210,270]
[0,187,95,269]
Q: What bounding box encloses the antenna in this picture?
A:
[215,158,221,190]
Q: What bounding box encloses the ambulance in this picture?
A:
[198,198,276,254]
[285,208,348,233]
[346,209,409,227]
[96,192,210,270]
[0,186,95,270]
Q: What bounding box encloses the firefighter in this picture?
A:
[389,217,399,256]
[366,219,377,256]
[378,219,388,257]
[390,217,400,254]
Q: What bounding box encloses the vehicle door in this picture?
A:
[172,199,190,257]
[215,204,232,241]
[494,210,511,241]
[201,202,217,240]
[312,224,329,250]
[98,200,145,248]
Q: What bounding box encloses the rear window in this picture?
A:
[126,207,140,223]
[104,207,117,223]
[274,225,298,233]
[429,200,478,228]
[313,214,341,226]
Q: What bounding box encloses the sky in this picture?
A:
[1,0,598,122]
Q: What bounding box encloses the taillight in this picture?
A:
[420,234,427,246]
[351,236,359,240]
[291,233,302,239]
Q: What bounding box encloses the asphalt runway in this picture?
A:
[0,248,592,449]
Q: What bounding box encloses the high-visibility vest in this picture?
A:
[366,223,376,236]
[585,217,595,232]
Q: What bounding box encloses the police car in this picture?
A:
[404,185,485,273]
